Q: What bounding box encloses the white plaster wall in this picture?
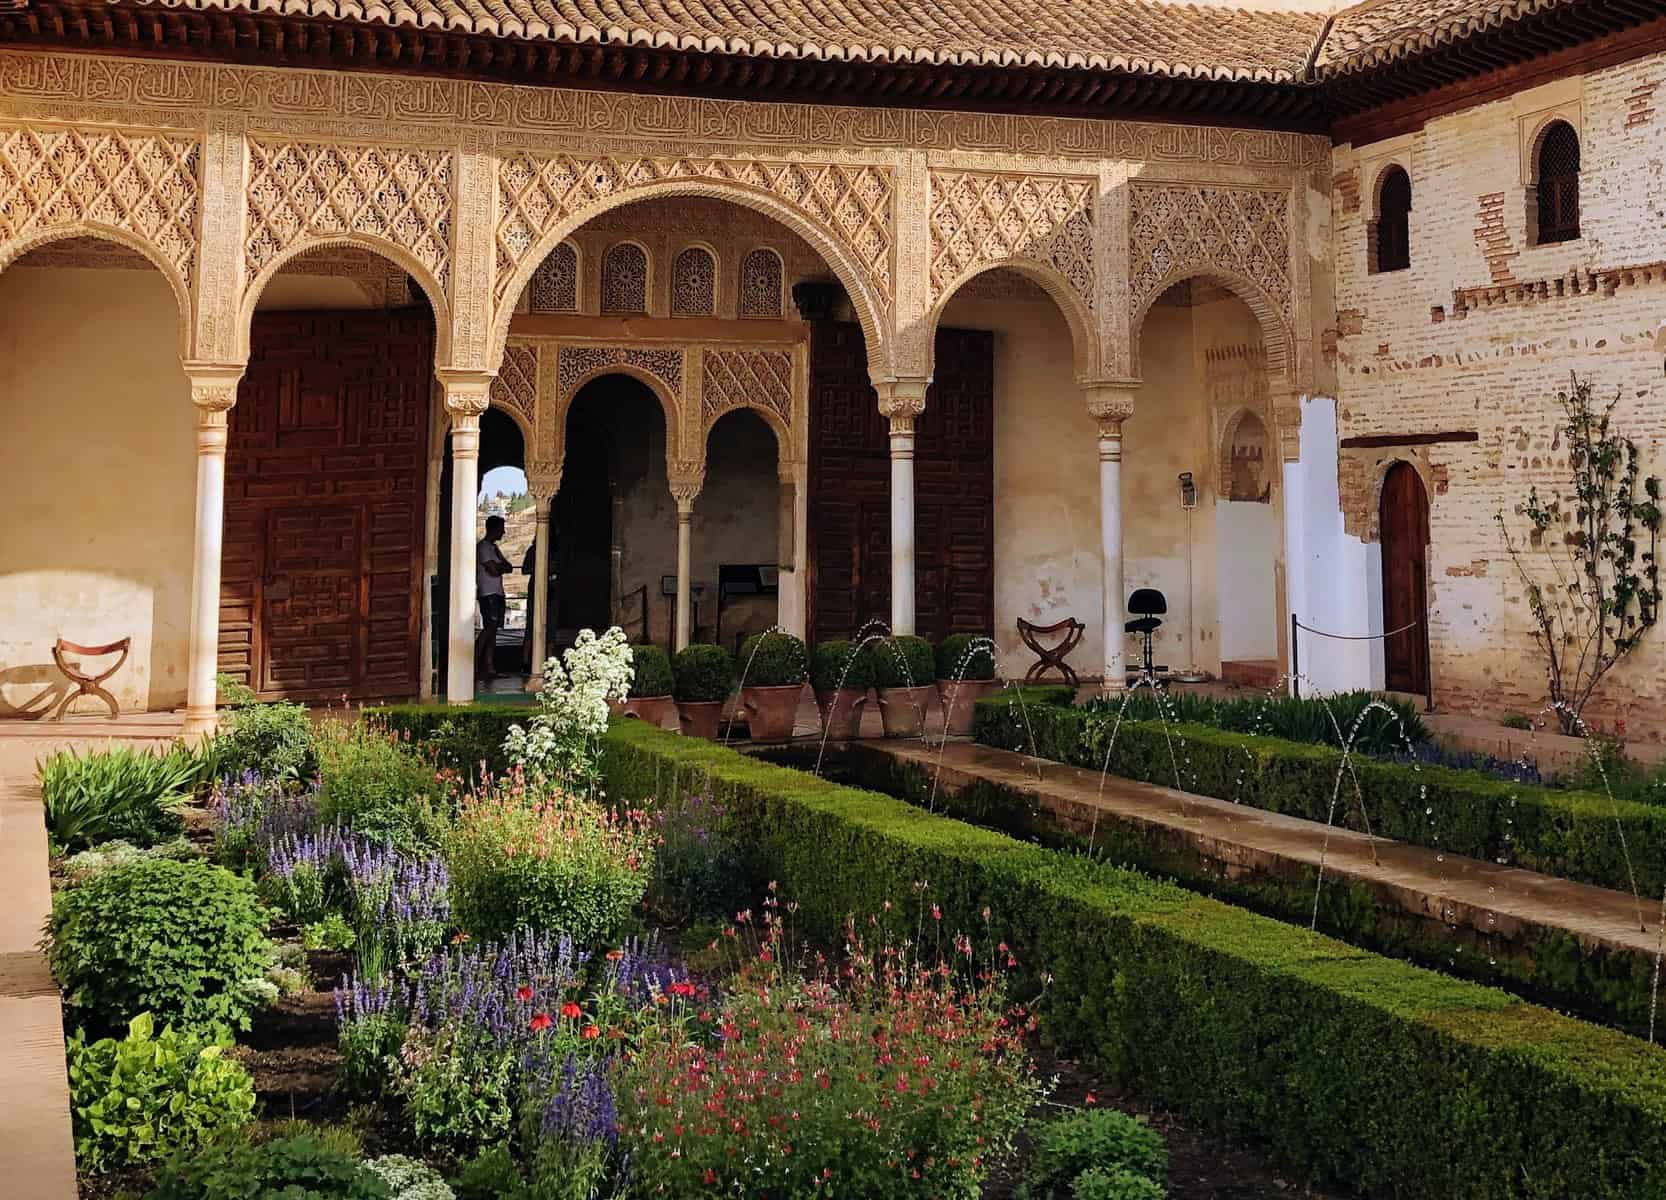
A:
[0,264,194,713]
[1217,500,1280,661]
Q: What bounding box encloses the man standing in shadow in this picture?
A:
[475,514,513,684]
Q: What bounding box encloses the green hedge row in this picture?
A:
[975,695,1666,898]
[371,703,524,782]
[599,719,1666,1199]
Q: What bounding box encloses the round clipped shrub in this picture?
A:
[146,1132,392,1200]
[49,857,269,1035]
[935,633,996,682]
[871,635,934,690]
[810,639,876,692]
[68,1012,255,1175]
[628,643,674,698]
[738,632,808,687]
[673,644,736,703]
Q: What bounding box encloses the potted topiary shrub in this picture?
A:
[615,643,676,728]
[872,635,935,738]
[935,634,998,736]
[673,644,736,739]
[736,632,808,743]
[810,639,873,740]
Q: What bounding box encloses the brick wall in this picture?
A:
[1330,52,1666,734]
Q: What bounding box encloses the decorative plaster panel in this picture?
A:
[0,125,200,283]
[928,170,1094,307]
[245,138,453,292]
[491,342,538,427]
[1129,183,1292,325]
[702,347,793,431]
[556,344,683,401]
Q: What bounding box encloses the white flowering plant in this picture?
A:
[503,627,635,797]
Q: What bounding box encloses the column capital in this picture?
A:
[438,370,494,418]
[1081,377,1138,439]
[668,458,704,510]
[186,364,244,420]
[1270,378,1305,463]
[525,459,563,501]
[874,377,929,435]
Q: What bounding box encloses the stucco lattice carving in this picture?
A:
[530,240,577,312]
[0,125,200,282]
[928,171,1094,307]
[702,348,792,430]
[245,138,453,291]
[738,248,784,318]
[495,154,892,310]
[1129,184,1291,322]
[671,246,716,317]
[491,343,538,426]
[600,242,648,314]
[557,344,683,400]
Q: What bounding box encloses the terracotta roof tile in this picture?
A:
[115,0,1331,81]
[1317,0,1588,74]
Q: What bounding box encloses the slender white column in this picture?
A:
[419,452,443,701]
[183,374,241,734]
[1086,383,1137,695]
[442,378,492,704]
[875,381,927,637]
[675,499,695,651]
[529,499,552,681]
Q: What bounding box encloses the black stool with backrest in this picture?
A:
[1124,588,1167,677]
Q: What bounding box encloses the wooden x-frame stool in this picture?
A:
[50,637,130,719]
[1016,617,1084,687]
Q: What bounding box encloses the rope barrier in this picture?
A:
[1293,618,1420,642]
[1290,613,1431,709]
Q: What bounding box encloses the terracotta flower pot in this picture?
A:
[739,684,805,743]
[621,695,677,728]
[876,685,934,739]
[815,687,869,740]
[677,700,725,740]
[936,678,997,737]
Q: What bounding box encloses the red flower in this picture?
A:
[669,981,697,998]
[703,1169,718,1186]
[582,1024,601,1040]
[1084,1091,1097,1105]
[529,1012,553,1032]
[561,1001,583,1020]
[516,985,534,1002]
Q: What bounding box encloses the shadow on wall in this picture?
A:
[0,571,174,715]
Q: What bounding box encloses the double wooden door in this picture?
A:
[806,321,994,643]
[1380,461,1431,696]
[221,311,432,702]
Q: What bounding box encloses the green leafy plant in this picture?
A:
[672,644,736,703]
[366,1155,456,1200]
[38,744,198,854]
[871,635,934,690]
[1021,1109,1167,1199]
[643,780,749,925]
[737,632,808,687]
[316,720,446,852]
[59,838,198,887]
[48,857,269,1035]
[1070,1167,1165,1200]
[626,643,673,698]
[145,1131,392,1200]
[451,1146,522,1200]
[1497,373,1663,735]
[936,633,996,682]
[303,912,357,952]
[373,705,523,783]
[1502,712,1534,731]
[68,1012,255,1175]
[213,698,319,784]
[810,639,875,693]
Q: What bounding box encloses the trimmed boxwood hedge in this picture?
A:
[373,703,524,782]
[975,694,1666,898]
[599,719,1666,1199]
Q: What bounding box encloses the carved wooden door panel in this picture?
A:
[806,321,992,644]
[223,310,432,702]
[1380,461,1431,696]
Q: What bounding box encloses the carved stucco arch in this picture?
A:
[1217,405,1274,501]
[240,234,453,366]
[0,223,195,359]
[491,175,890,380]
[1129,265,1292,384]
[922,259,1100,379]
[552,363,685,481]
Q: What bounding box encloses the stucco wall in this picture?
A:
[0,263,194,713]
[1330,49,1666,730]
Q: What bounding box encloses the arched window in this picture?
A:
[738,248,784,318]
[671,246,717,317]
[1534,121,1581,245]
[600,242,649,314]
[530,241,578,313]
[1373,165,1411,274]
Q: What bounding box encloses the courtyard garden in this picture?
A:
[31,628,1666,1198]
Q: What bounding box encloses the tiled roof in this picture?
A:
[112,0,1331,82]
[1317,0,1585,74]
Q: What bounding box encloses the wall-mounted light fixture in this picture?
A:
[1178,471,1197,510]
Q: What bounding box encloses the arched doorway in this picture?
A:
[1379,461,1431,696]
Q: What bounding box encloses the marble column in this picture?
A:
[442,377,491,704]
[182,369,244,736]
[875,381,928,637]
[524,469,560,688]
[669,469,704,651]
[1085,383,1138,695]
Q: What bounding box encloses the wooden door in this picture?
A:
[1380,461,1431,696]
[806,321,993,644]
[223,310,432,702]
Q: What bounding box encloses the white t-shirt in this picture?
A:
[476,537,508,597]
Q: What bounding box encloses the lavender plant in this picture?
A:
[208,771,318,871]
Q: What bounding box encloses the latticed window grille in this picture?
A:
[601,242,649,313]
[671,246,717,316]
[1374,166,1411,273]
[1535,121,1581,245]
[738,248,784,318]
[530,241,578,312]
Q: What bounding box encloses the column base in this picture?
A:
[180,705,220,740]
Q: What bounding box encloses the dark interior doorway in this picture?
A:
[1380,460,1431,696]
